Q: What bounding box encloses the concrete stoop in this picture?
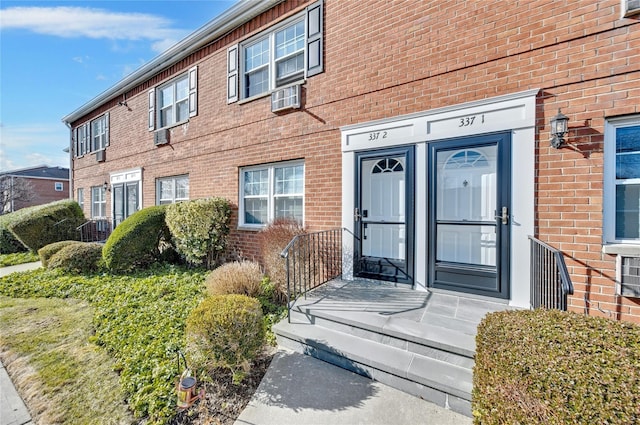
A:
[273,305,475,417]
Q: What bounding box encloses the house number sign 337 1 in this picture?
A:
[459,114,485,127]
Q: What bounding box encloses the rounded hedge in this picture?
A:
[6,200,85,252]
[48,242,103,273]
[102,205,169,272]
[186,294,264,383]
[38,240,81,267]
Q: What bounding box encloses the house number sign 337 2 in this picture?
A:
[368,131,388,141]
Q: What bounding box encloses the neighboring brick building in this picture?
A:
[63,0,640,322]
[0,165,70,213]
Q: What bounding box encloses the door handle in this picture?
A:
[495,206,508,225]
[354,207,361,222]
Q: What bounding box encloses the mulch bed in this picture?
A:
[169,350,275,425]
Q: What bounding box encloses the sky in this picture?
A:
[0,0,236,172]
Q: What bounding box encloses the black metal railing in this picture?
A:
[77,218,112,243]
[281,228,344,321]
[529,236,574,311]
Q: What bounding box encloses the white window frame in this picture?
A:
[54,182,64,192]
[239,160,305,228]
[91,186,107,219]
[604,115,640,245]
[240,13,306,100]
[91,114,107,152]
[156,175,189,205]
[77,187,84,211]
[157,74,189,129]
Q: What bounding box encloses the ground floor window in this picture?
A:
[91,186,106,218]
[77,188,84,211]
[605,116,640,243]
[239,160,304,227]
[156,175,189,205]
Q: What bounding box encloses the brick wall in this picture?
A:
[71,0,640,321]
[12,178,69,211]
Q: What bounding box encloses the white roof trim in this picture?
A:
[62,0,281,124]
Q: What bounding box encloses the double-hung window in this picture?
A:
[91,114,108,151]
[74,112,109,157]
[604,116,640,244]
[227,0,323,103]
[240,161,304,227]
[77,188,84,211]
[148,67,198,131]
[156,175,189,205]
[54,182,64,192]
[91,186,107,219]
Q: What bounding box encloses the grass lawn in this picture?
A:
[0,265,208,424]
[0,296,133,424]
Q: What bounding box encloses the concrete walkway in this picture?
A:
[1,262,39,425]
[235,349,471,425]
[0,262,41,278]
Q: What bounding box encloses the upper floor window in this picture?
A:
[149,66,198,131]
[239,161,304,227]
[227,0,323,103]
[54,182,64,191]
[91,114,108,151]
[73,112,109,157]
[156,175,189,205]
[604,116,640,243]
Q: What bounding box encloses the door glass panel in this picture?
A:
[435,146,497,266]
[113,184,124,226]
[361,156,405,259]
[436,224,496,266]
[126,183,138,218]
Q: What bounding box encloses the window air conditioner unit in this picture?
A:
[271,84,300,112]
[154,128,170,146]
[96,149,106,162]
[617,255,640,298]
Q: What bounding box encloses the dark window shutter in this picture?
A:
[148,89,155,131]
[83,122,89,155]
[188,66,198,117]
[306,0,323,77]
[105,112,110,147]
[227,44,238,103]
[73,127,78,157]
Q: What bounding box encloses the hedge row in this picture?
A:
[473,309,640,424]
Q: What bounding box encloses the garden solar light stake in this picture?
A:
[176,351,204,410]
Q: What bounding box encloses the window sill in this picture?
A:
[237,79,306,105]
[602,244,640,256]
[237,224,266,232]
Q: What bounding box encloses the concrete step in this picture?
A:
[274,318,474,417]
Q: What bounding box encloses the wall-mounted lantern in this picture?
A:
[550,108,569,149]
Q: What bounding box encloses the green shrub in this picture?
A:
[48,242,103,273]
[0,265,207,423]
[186,294,264,383]
[38,240,81,267]
[5,200,85,252]
[0,214,27,254]
[166,197,231,268]
[205,261,264,297]
[258,218,306,303]
[473,309,640,424]
[102,205,170,272]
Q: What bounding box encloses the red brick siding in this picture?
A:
[71,0,640,321]
[12,178,69,211]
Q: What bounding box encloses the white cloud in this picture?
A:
[0,123,70,171]
[0,6,187,51]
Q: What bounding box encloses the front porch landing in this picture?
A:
[273,278,515,417]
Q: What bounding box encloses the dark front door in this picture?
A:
[113,182,139,227]
[428,132,511,298]
[355,147,414,284]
